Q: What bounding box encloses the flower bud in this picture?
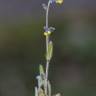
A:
[55,0,63,4]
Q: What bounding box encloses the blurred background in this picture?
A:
[0,0,96,96]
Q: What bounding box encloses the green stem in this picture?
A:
[45,0,51,95]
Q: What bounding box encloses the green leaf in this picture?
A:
[46,41,53,61]
[39,64,45,75]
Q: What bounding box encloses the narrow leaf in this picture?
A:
[39,64,45,75]
[46,41,53,61]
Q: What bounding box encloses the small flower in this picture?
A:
[44,31,51,36]
[50,0,55,4]
[55,0,63,4]
[50,0,63,4]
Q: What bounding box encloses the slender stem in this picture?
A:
[45,36,50,81]
[46,0,50,29]
[45,0,51,81]
[45,0,51,95]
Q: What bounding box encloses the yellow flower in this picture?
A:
[44,31,51,36]
[55,0,63,4]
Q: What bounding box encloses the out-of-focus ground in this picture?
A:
[0,0,96,96]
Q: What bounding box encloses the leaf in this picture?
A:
[36,75,42,88]
[39,65,45,75]
[46,41,53,61]
[47,80,51,96]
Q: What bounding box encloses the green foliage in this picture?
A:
[46,41,53,61]
[39,64,45,76]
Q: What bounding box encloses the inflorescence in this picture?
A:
[35,0,63,96]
